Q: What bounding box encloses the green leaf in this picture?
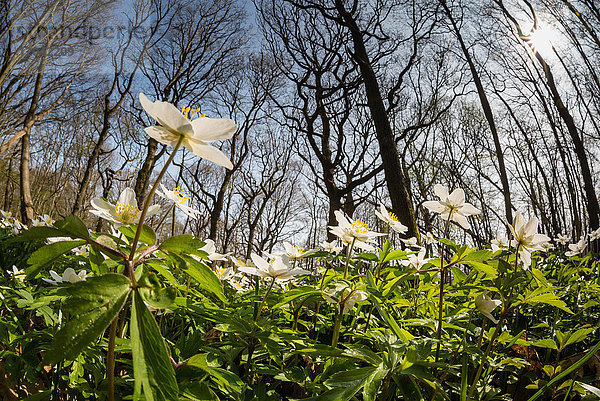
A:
[138,273,176,309]
[45,274,131,364]
[363,365,388,401]
[382,250,408,263]
[366,271,412,343]
[187,354,244,396]
[527,340,600,401]
[523,290,573,314]
[532,339,558,350]
[564,327,596,349]
[54,215,89,239]
[159,235,205,254]
[26,240,87,278]
[7,226,67,242]
[131,289,178,401]
[179,255,227,303]
[460,260,497,278]
[146,260,178,285]
[120,224,156,246]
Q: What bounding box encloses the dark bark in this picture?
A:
[333,0,419,240]
[441,0,513,224]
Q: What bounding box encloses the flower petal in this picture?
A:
[460,203,481,215]
[433,184,448,200]
[190,116,237,142]
[453,213,471,230]
[144,126,182,147]
[183,139,233,169]
[423,200,445,214]
[118,188,137,209]
[139,93,193,135]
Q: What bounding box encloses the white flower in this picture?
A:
[156,184,200,219]
[475,292,502,324]
[424,232,435,245]
[321,240,343,254]
[423,184,481,230]
[590,228,600,242]
[374,204,408,234]
[90,188,160,228]
[32,214,54,227]
[400,249,431,270]
[283,241,314,259]
[507,212,551,267]
[199,239,230,261]
[139,93,237,169]
[238,253,310,281]
[491,234,509,253]
[566,237,587,257]
[42,268,87,285]
[7,266,25,282]
[216,266,249,292]
[1,210,12,220]
[541,242,554,252]
[401,236,421,249]
[323,283,368,314]
[328,211,384,251]
[556,234,570,245]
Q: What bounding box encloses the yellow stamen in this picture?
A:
[388,212,398,222]
[351,219,370,234]
[113,203,140,224]
[172,186,191,203]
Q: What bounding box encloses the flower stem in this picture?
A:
[434,217,452,363]
[129,135,184,261]
[343,238,356,279]
[331,310,343,348]
[255,277,275,322]
[467,283,516,400]
[107,315,118,401]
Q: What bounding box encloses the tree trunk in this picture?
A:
[441,0,513,224]
[19,131,34,224]
[134,138,159,207]
[333,0,419,240]
[72,97,111,215]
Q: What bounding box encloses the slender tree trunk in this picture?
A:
[134,138,159,207]
[496,0,599,232]
[72,98,111,215]
[333,0,419,240]
[209,169,234,240]
[533,52,599,231]
[19,130,34,224]
[19,49,48,225]
[441,0,513,224]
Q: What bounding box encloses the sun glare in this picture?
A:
[527,24,559,58]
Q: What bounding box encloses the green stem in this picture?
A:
[129,135,184,260]
[434,216,452,363]
[255,277,275,322]
[467,280,517,400]
[107,316,118,401]
[343,238,356,279]
[155,203,175,234]
[331,310,343,348]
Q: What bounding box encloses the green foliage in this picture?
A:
[45,274,131,364]
[3,214,600,401]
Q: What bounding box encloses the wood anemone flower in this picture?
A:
[507,211,551,267]
[375,204,408,234]
[475,291,502,324]
[423,184,481,230]
[238,253,310,281]
[139,93,237,169]
[328,210,385,251]
[90,187,160,228]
